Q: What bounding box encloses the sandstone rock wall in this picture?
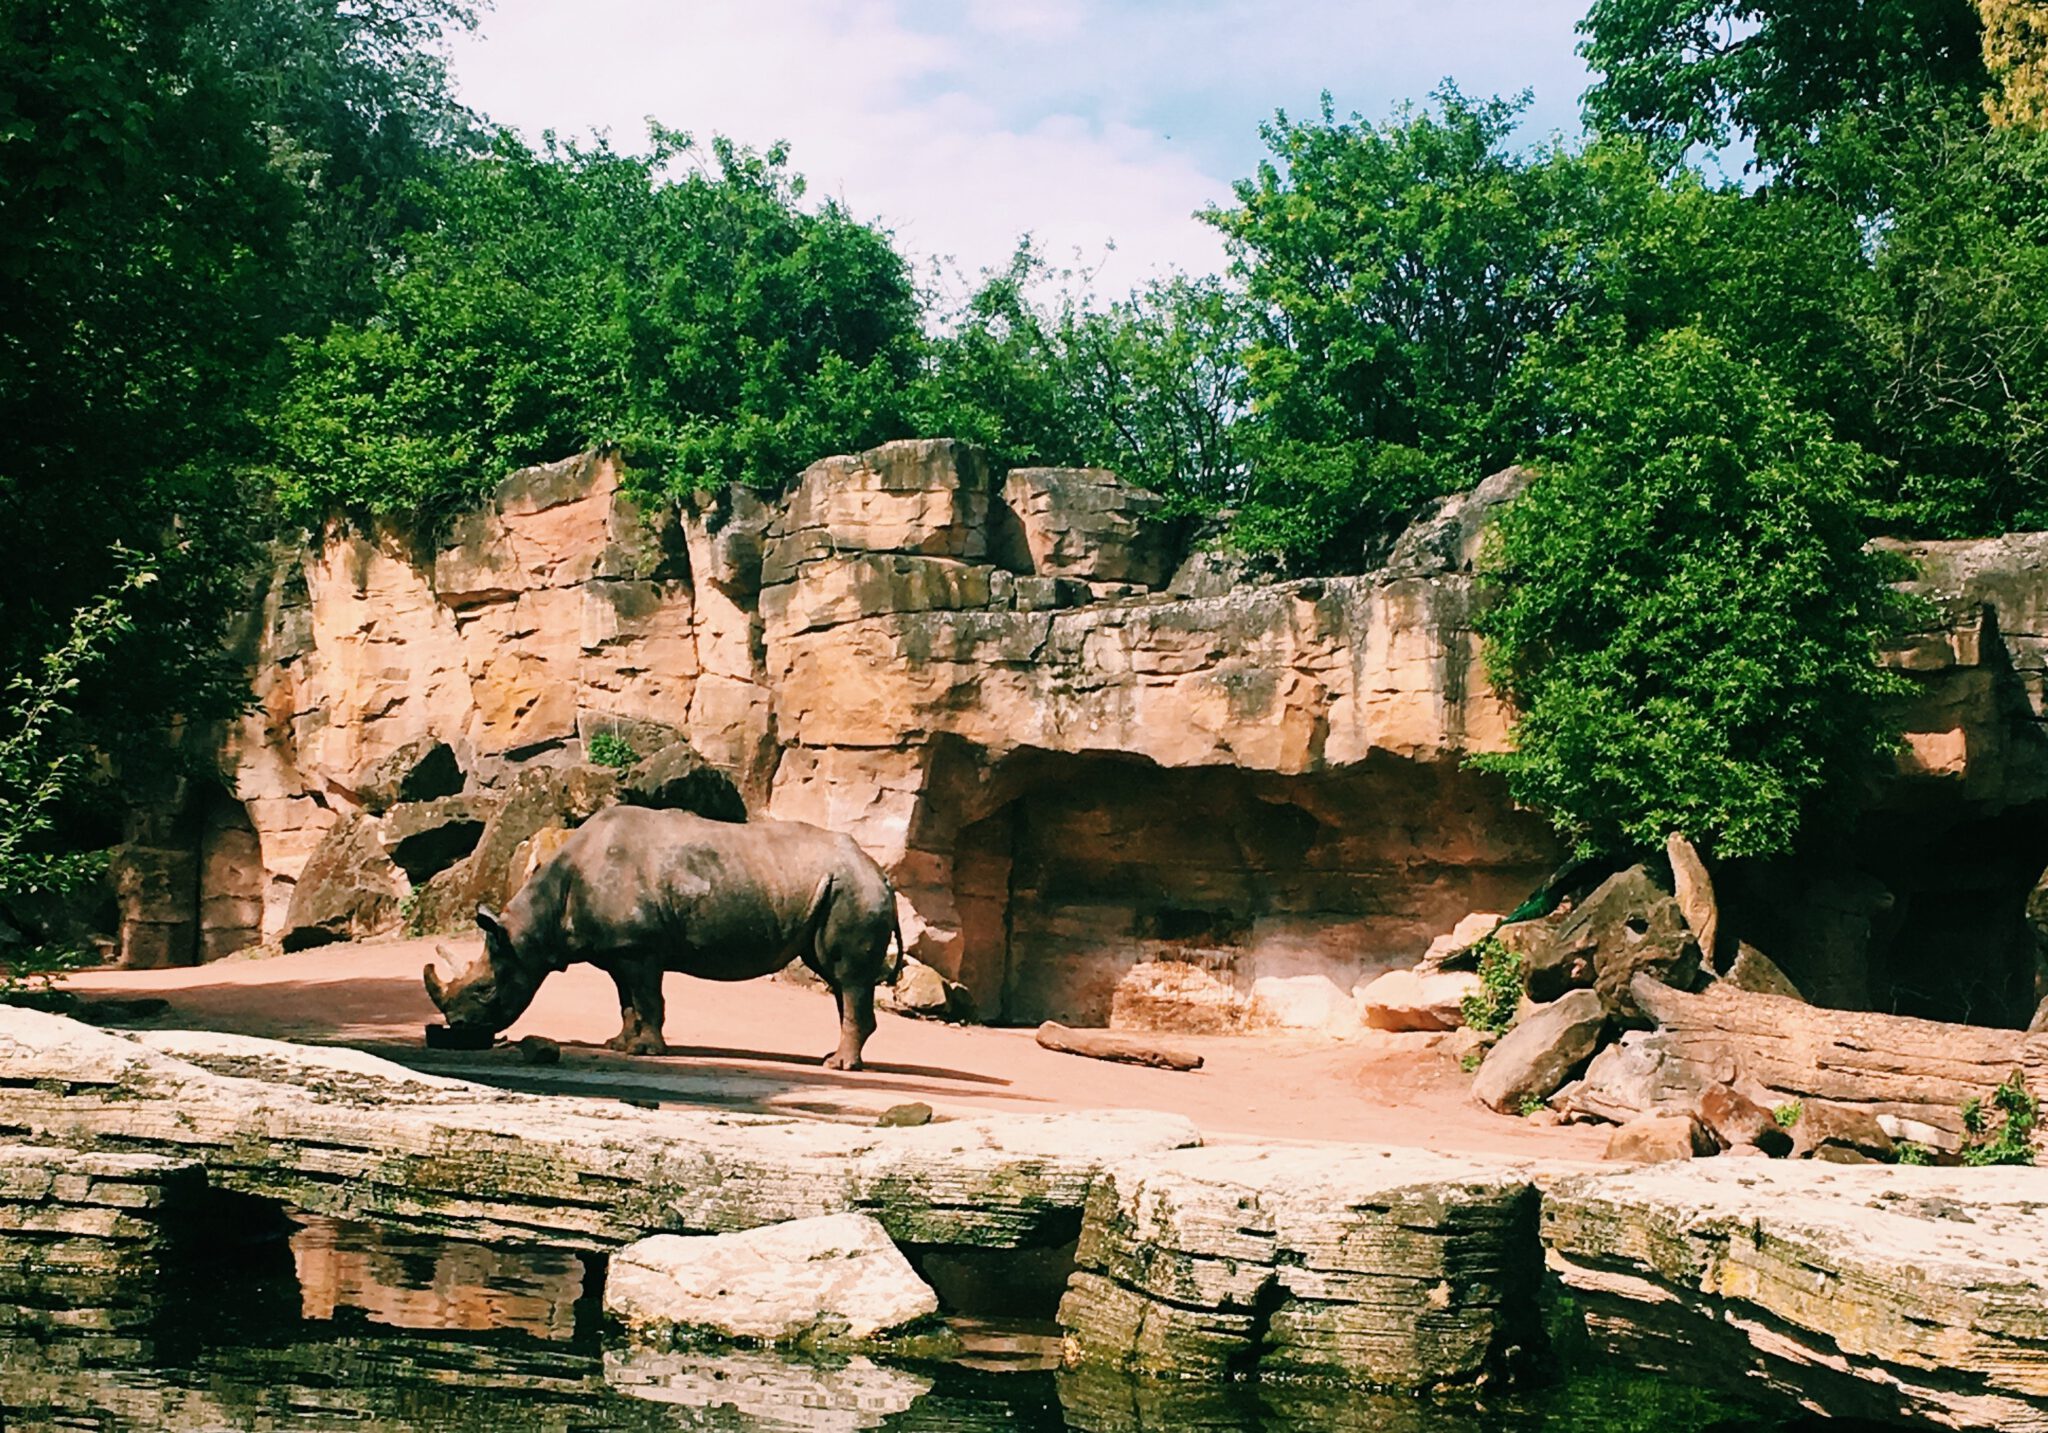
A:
[126,440,1556,1028]
[123,440,2048,1027]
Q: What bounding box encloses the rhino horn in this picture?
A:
[422,960,447,1010]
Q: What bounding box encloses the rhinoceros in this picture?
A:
[423,805,903,1068]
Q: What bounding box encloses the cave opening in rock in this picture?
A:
[927,747,1559,1029]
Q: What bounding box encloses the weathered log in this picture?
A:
[1631,974,2048,1152]
[1035,1023,1203,1071]
[0,1008,1198,1252]
[1545,1159,2048,1430]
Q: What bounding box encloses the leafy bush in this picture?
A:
[1476,329,1918,861]
[1459,936,1523,1035]
[586,732,638,771]
[1772,1101,1803,1129]
[1894,1140,1936,1166]
[0,575,148,993]
[1961,1070,2039,1166]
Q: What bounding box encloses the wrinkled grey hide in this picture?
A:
[424,807,903,1069]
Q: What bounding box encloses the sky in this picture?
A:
[446,1,1598,296]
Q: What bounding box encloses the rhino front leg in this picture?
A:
[823,982,875,1071]
[606,962,669,1056]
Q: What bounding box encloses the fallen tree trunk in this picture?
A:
[1630,974,2048,1151]
[1035,1022,1202,1071]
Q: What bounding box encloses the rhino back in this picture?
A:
[536,808,881,961]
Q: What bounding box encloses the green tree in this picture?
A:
[1578,0,1988,177]
[1476,329,1913,860]
[265,129,926,520]
[0,0,301,781]
[1858,114,2048,532]
[914,246,1247,512]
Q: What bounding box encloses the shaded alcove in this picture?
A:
[918,744,1561,1027]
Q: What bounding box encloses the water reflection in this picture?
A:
[291,1216,586,1340]
[0,1211,1820,1433]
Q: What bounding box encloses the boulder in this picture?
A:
[1788,1102,1895,1163]
[1695,1083,1791,1156]
[379,794,498,884]
[603,1213,939,1348]
[411,763,620,929]
[1109,961,1248,1034]
[1664,832,1720,964]
[1603,1113,1714,1163]
[1560,1030,1715,1125]
[1541,866,1700,1022]
[1722,943,1806,1002]
[1471,989,1605,1114]
[618,742,747,823]
[993,466,1175,588]
[354,738,465,815]
[1246,974,1359,1034]
[1353,968,1480,1032]
[876,958,964,1021]
[1415,911,1502,972]
[278,816,403,951]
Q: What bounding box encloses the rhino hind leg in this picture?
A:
[822,982,875,1071]
[606,961,669,1056]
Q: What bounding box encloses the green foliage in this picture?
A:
[913,246,1248,515]
[586,733,639,771]
[1894,1140,1936,1165]
[1475,329,1917,860]
[1772,1101,1804,1129]
[1577,0,1988,177]
[0,0,303,777]
[1517,1093,1550,1117]
[1858,114,2048,533]
[264,129,925,521]
[0,574,150,988]
[1459,936,1523,1035]
[1960,1070,2038,1165]
[1460,1048,1485,1073]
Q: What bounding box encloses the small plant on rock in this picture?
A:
[1517,1092,1548,1117]
[1961,1071,2038,1167]
[587,732,638,771]
[1893,1141,1935,1166]
[1772,1101,1803,1129]
[1459,936,1522,1036]
[1460,1048,1485,1074]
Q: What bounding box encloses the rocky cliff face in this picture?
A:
[115,441,2048,1029]
[116,442,1558,1028]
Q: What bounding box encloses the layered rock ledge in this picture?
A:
[1058,1145,1543,1388]
[1545,1159,2048,1430]
[0,1008,1194,1251]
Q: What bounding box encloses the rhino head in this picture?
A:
[423,905,548,1037]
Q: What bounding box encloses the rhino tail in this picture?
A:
[885,903,906,985]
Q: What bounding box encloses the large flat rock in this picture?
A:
[1544,1158,2048,1430]
[0,1008,1197,1252]
[1058,1144,1542,1389]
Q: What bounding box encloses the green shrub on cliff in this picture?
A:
[1476,330,1918,861]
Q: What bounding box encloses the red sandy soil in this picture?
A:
[60,936,1607,1159]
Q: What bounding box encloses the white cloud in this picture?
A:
[446,1,1591,295]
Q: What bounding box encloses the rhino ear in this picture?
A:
[476,905,506,941]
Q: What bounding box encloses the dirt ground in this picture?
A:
[60,936,1607,1159]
